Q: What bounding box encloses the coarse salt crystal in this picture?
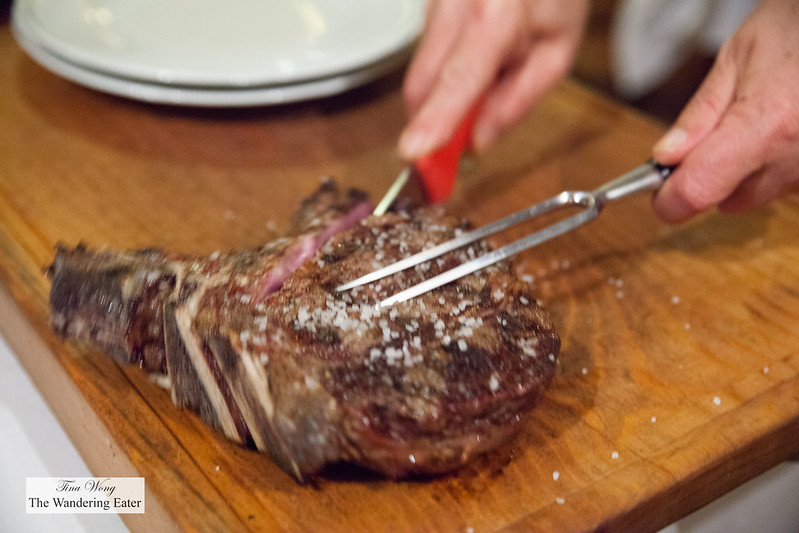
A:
[552,471,560,481]
[651,416,657,423]
[713,396,722,406]
[520,340,537,358]
[671,295,680,304]
[581,367,588,375]
[458,339,468,352]
[489,374,499,392]
[611,451,619,460]
[556,497,565,505]
[386,347,403,359]
[763,366,770,374]
[297,307,310,325]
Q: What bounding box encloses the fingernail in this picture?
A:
[399,129,434,160]
[654,127,687,154]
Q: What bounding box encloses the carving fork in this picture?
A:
[338,160,674,306]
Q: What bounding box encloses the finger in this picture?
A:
[653,104,764,223]
[652,49,737,165]
[719,160,799,214]
[403,0,471,114]
[472,37,576,152]
[399,1,524,160]
[718,170,773,214]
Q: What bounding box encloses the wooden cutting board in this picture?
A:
[1,25,798,532]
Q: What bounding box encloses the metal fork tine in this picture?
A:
[336,192,576,292]
[379,200,598,306]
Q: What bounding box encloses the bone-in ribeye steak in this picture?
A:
[48,181,560,482]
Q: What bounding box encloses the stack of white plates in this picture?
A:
[11,0,425,107]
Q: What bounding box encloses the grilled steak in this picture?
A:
[48,181,560,482]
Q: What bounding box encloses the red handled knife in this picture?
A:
[373,103,480,215]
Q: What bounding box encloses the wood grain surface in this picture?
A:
[2,19,798,532]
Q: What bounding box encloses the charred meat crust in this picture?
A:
[48,182,560,482]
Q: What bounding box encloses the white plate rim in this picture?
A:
[13,22,410,107]
[12,0,424,88]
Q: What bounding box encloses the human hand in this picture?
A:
[652,0,799,223]
[398,0,589,161]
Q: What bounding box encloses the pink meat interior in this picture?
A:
[255,201,372,301]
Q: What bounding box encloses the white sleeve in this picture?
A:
[610,0,757,99]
